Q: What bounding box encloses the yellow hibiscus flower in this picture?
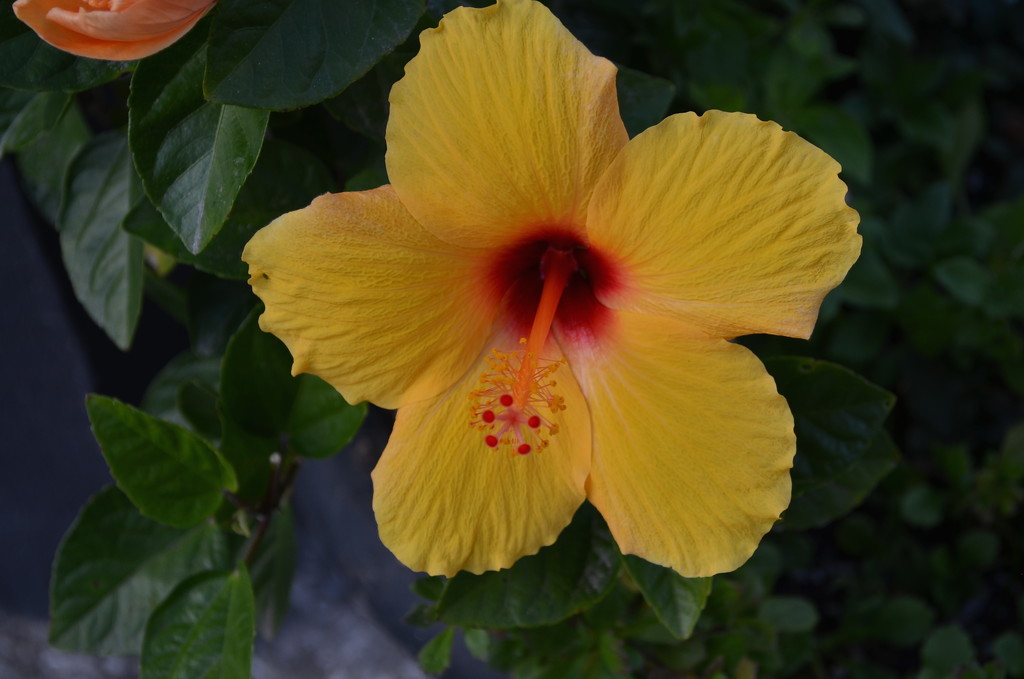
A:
[242,0,861,578]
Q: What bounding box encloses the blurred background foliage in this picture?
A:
[2,0,1022,677]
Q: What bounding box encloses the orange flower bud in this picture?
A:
[13,0,215,61]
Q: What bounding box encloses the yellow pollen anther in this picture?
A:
[468,343,566,456]
[470,246,577,456]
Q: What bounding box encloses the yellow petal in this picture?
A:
[243,186,494,409]
[587,110,861,340]
[386,0,628,248]
[563,311,794,577]
[372,332,591,576]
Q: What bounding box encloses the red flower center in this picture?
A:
[469,228,620,455]
[486,227,619,350]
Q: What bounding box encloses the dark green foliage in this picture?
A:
[123,138,336,280]
[435,506,620,628]
[56,132,144,350]
[86,395,237,527]
[205,0,425,110]
[15,100,90,222]
[0,89,68,157]
[418,627,455,674]
[141,569,255,679]
[221,308,366,459]
[248,508,297,640]
[615,66,676,138]
[766,357,897,529]
[49,488,231,654]
[129,27,268,254]
[621,556,710,640]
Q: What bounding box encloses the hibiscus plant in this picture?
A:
[2,0,1022,678]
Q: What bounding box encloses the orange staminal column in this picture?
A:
[469,247,577,456]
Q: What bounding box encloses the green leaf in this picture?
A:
[57,131,144,350]
[221,308,299,438]
[765,47,825,115]
[221,308,365,457]
[942,97,985,185]
[758,596,819,633]
[933,256,993,307]
[213,138,337,276]
[679,8,753,113]
[178,378,222,444]
[934,444,973,490]
[418,627,455,675]
[86,395,237,527]
[462,628,491,662]
[142,271,188,328]
[863,596,935,646]
[249,507,297,640]
[993,632,1024,676]
[141,568,255,679]
[122,196,197,265]
[218,417,277,503]
[325,52,410,141]
[837,238,900,310]
[0,6,131,91]
[142,353,223,434]
[766,357,895,467]
[934,213,996,263]
[129,28,268,254]
[824,311,892,367]
[405,603,440,629]
[882,182,952,269]
[622,555,711,639]
[616,66,676,138]
[857,0,913,44]
[0,89,69,157]
[765,358,897,528]
[186,274,256,357]
[0,88,33,135]
[956,529,1000,569]
[178,380,222,443]
[898,284,960,356]
[922,625,975,673]
[50,487,230,654]
[783,430,900,530]
[437,506,619,628]
[834,515,875,557]
[985,197,1024,260]
[900,485,944,528]
[205,0,425,110]
[1002,424,1024,471]
[286,377,367,458]
[344,157,389,191]
[795,105,873,184]
[124,139,335,279]
[584,580,631,631]
[900,100,956,151]
[412,575,447,603]
[14,100,90,222]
